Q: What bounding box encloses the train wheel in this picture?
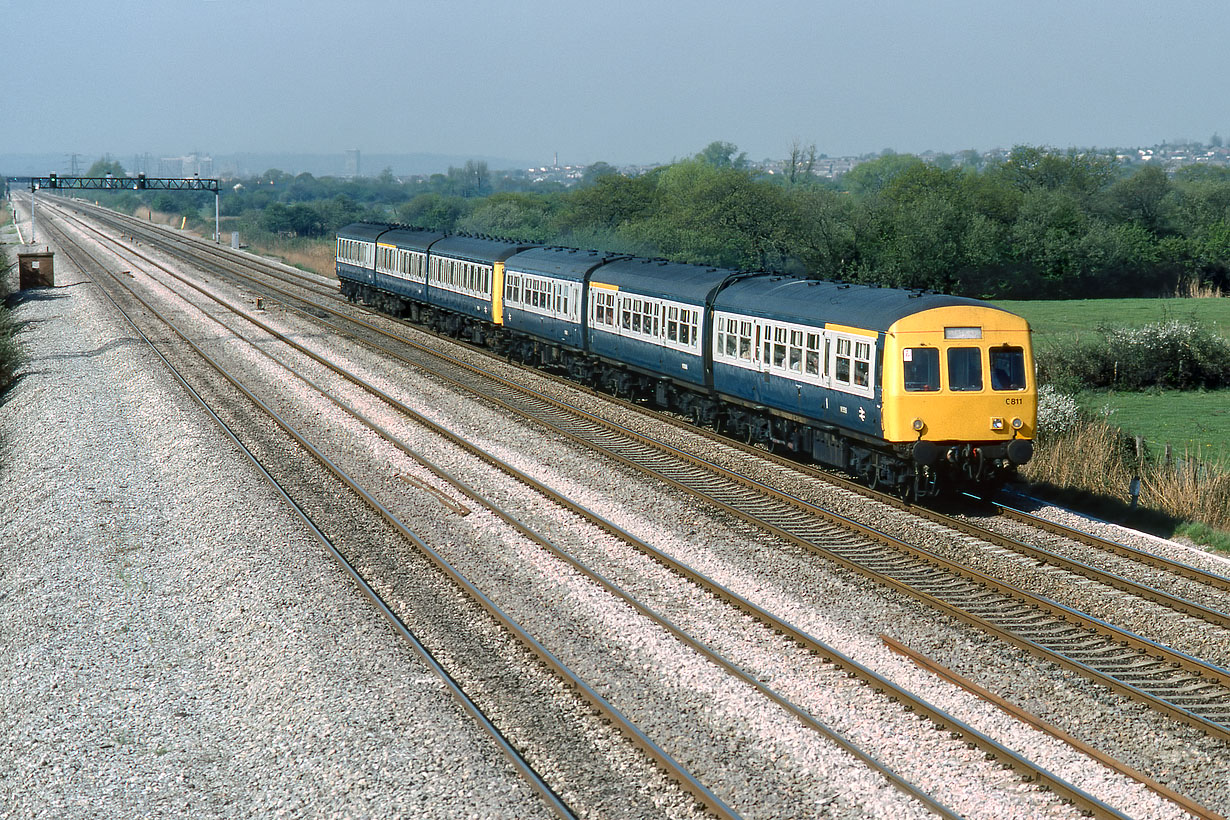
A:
[863,455,882,490]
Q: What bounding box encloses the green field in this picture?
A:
[1087,390,1230,466]
[995,297,1230,344]
[993,297,1230,460]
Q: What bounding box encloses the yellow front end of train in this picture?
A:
[881,305,1036,460]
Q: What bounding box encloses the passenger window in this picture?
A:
[853,341,871,387]
[903,348,940,391]
[805,333,820,375]
[948,347,983,391]
[739,322,752,360]
[991,347,1027,390]
[834,338,851,383]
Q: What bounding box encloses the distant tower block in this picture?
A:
[345,149,361,178]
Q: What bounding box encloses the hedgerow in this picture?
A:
[1036,319,1230,391]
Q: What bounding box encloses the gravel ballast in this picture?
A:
[0,232,555,819]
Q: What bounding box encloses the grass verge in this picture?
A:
[1021,417,1230,552]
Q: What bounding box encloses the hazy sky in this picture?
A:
[5,0,1230,167]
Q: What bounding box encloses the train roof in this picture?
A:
[713,275,994,333]
[380,226,446,250]
[430,234,538,264]
[505,247,622,281]
[589,257,739,304]
[337,222,389,242]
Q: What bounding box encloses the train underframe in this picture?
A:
[343,280,1025,498]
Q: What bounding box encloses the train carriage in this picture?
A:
[585,258,734,391]
[336,222,385,289]
[501,247,614,358]
[424,235,536,329]
[336,221,1036,496]
[373,226,446,303]
[712,277,1035,492]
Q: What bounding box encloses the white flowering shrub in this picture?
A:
[1035,384,1084,438]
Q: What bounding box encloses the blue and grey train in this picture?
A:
[337,222,1037,496]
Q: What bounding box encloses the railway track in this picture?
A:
[35,200,991,819]
[39,198,1230,817]
[35,199,1177,819]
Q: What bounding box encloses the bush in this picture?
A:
[1034,384,1084,438]
[1037,319,1230,391]
[0,239,23,393]
[0,305,21,391]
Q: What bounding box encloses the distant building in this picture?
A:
[345,149,361,178]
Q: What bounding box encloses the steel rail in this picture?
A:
[57,200,1156,819]
[80,199,1230,608]
[118,223,1152,819]
[990,497,1230,592]
[883,634,1228,820]
[55,209,974,817]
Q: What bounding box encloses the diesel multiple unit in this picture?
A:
[337,222,1037,497]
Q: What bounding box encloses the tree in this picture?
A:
[556,173,659,233]
[85,158,126,177]
[1008,188,1091,295]
[695,141,748,169]
[1107,165,1173,234]
[579,162,618,187]
[450,160,490,197]
[956,149,984,171]
[395,193,469,231]
[783,187,857,278]
[457,192,561,242]
[786,139,817,185]
[625,160,788,270]
[992,145,1118,203]
[840,153,924,196]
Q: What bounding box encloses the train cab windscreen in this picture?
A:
[903,347,940,391]
[947,347,983,391]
